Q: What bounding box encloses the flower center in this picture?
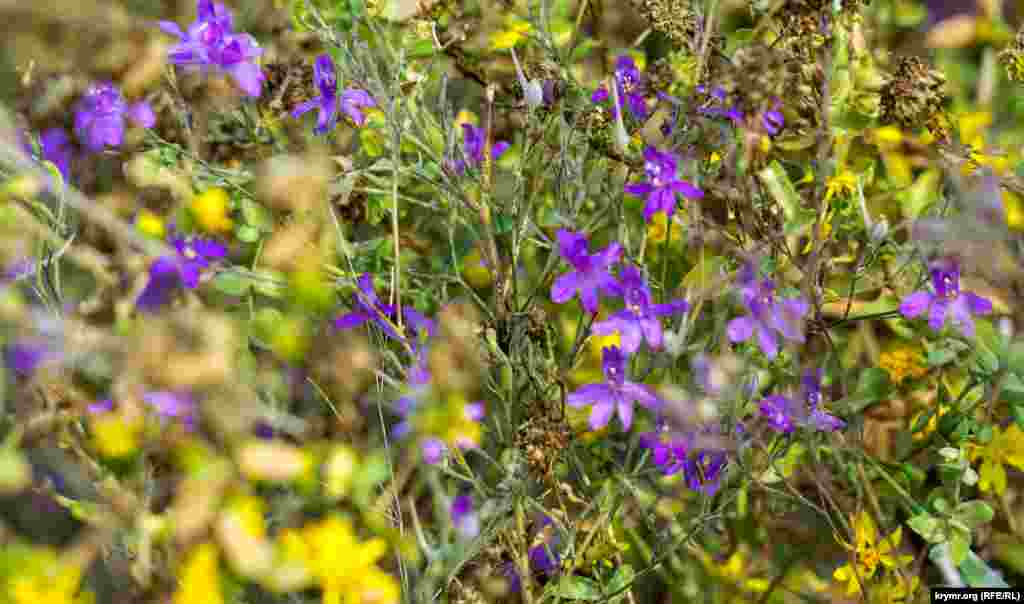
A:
[645,161,666,187]
[857,545,880,575]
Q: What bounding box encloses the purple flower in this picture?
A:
[758,394,797,433]
[333,273,435,343]
[550,230,622,314]
[528,516,561,576]
[591,55,648,120]
[20,128,74,183]
[4,339,60,376]
[451,494,480,539]
[591,265,688,353]
[624,146,704,222]
[696,86,744,124]
[761,105,785,136]
[452,124,510,175]
[136,236,228,311]
[726,265,809,360]
[758,369,845,433]
[421,438,447,464]
[159,0,265,97]
[899,257,992,338]
[88,399,115,414]
[640,420,729,495]
[73,82,155,152]
[291,54,376,134]
[567,346,661,431]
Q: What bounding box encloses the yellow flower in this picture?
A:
[970,424,1024,495]
[646,213,683,246]
[300,515,399,604]
[90,413,142,459]
[910,404,951,441]
[189,188,234,234]
[699,547,769,598]
[136,209,166,239]
[825,169,858,201]
[174,543,224,604]
[6,552,85,604]
[878,343,928,385]
[491,18,532,50]
[832,512,912,595]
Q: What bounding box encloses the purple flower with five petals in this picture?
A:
[625,146,704,222]
[333,273,436,343]
[291,54,376,134]
[591,55,648,120]
[452,124,510,175]
[567,346,661,431]
[758,369,845,433]
[73,82,155,153]
[550,230,623,314]
[726,265,809,360]
[136,236,228,311]
[591,265,688,353]
[159,0,265,97]
[640,420,729,495]
[899,257,992,338]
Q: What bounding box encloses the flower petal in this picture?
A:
[899,291,932,318]
[551,271,580,304]
[726,316,754,343]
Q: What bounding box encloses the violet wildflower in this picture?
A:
[899,257,992,338]
[421,438,447,464]
[624,146,704,222]
[88,399,115,414]
[528,516,561,576]
[591,265,688,353]
[761,104,785,136]
[159,0,265,97]
[550,230,622,314]
[73,82,155,152]
[758,369,845,433]
[291,54,376,134]
[450,494,480,539]
[4,339,59,376]
[591,55,648,120]
[136,236,228,311]
[20,128,74,182]
[696,86,744,124]
[452,124,510,175]
[640,421,729,495]
[726,265,809,360]
[334,273,436,343]
[567,346,661,431]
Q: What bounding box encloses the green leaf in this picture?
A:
[953,501,994,529]
[553,575,602,601]
[907,513,945,543]
[241,198,274,232]
[407,38,435,59]
[948,532,970,566]
[833,367,892,415]
[607,564,635,601]
[211,271,251,296]
[236,224,261,243]
[758,161,800,222]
